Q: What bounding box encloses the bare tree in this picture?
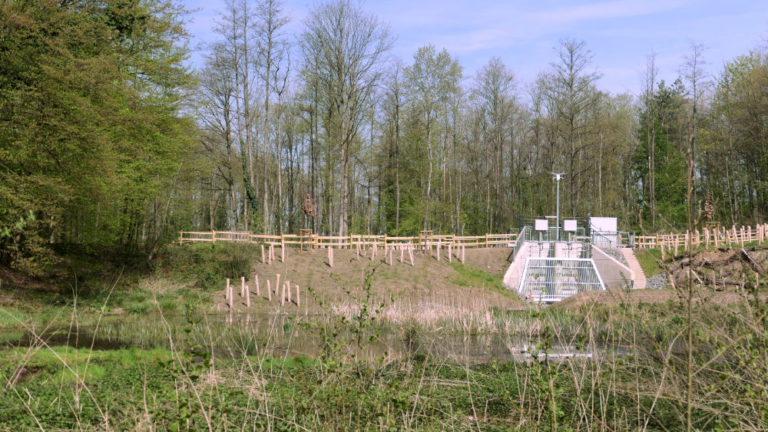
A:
[643,53,658,229]
[256,0,289,233]
[473,57,517,231]
[543,38,601,215]
[198,43,240,230]
[682,42,708,219]
[300,0,391,236]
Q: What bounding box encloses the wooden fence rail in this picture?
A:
[178,231,518,250]
[634,223,768,254]
[180,223,768,254]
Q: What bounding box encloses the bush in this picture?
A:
[158,243,259,290]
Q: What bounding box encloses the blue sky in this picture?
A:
[184,0,768,95]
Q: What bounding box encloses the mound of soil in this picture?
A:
[666,246,768,291]
[214,246,523,316]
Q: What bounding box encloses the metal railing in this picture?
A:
[518,257,606,303]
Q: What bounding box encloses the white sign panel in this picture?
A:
[535,219,549,231]
[590,217,617,233]
[564,220,578,232]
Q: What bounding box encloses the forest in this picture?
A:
[2,0,768,273]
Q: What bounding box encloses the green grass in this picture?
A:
[449,262,511,295]
[635,248,663,276]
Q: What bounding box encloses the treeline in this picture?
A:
[193,0,768,238]
[2,0,768,273]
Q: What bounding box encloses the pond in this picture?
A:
[5,311,624,363]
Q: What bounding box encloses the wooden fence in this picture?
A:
[180,223,768,253]
[178,231,517,249]
[634,223,768,253]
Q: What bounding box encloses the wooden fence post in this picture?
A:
[212,231,217,243]
[328,246,334,267]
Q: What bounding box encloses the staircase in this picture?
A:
[620,248,647,289]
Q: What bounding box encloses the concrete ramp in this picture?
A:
[591,246,638,289]
[620,248,647,289]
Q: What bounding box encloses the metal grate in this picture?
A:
[518,257,605,303]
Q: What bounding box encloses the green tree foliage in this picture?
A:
[0,0,195,273]
[703,52,768,224]
[633,80,689,229]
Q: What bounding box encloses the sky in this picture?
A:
[183,0,768,95]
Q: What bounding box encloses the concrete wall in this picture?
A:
[502,243,529,292]
[591,246,633,290]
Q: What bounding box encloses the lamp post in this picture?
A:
[551,172,565,241]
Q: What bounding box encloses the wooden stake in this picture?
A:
[408,246,414,266]
[296,285,300,307]
[261,244,266,264]
[281,242,285,263]
[436,242,441,261]
[241,276,246,297]
[255,276,260,297]
[461,245,466,264]
[267,280,272,301]
[226,278,232,308]
[245,284,251,307]
[328,246,334,267]
[276,274,281,296]
[448,243,452,262]
[286,280,291,303]
[281,281,286,306]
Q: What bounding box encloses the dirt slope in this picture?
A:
[215,246,524,318]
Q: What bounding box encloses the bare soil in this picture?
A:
[215,246,524,319]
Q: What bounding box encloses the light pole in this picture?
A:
[551,172,565,241]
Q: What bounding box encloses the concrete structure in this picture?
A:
[504,221,646,302]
